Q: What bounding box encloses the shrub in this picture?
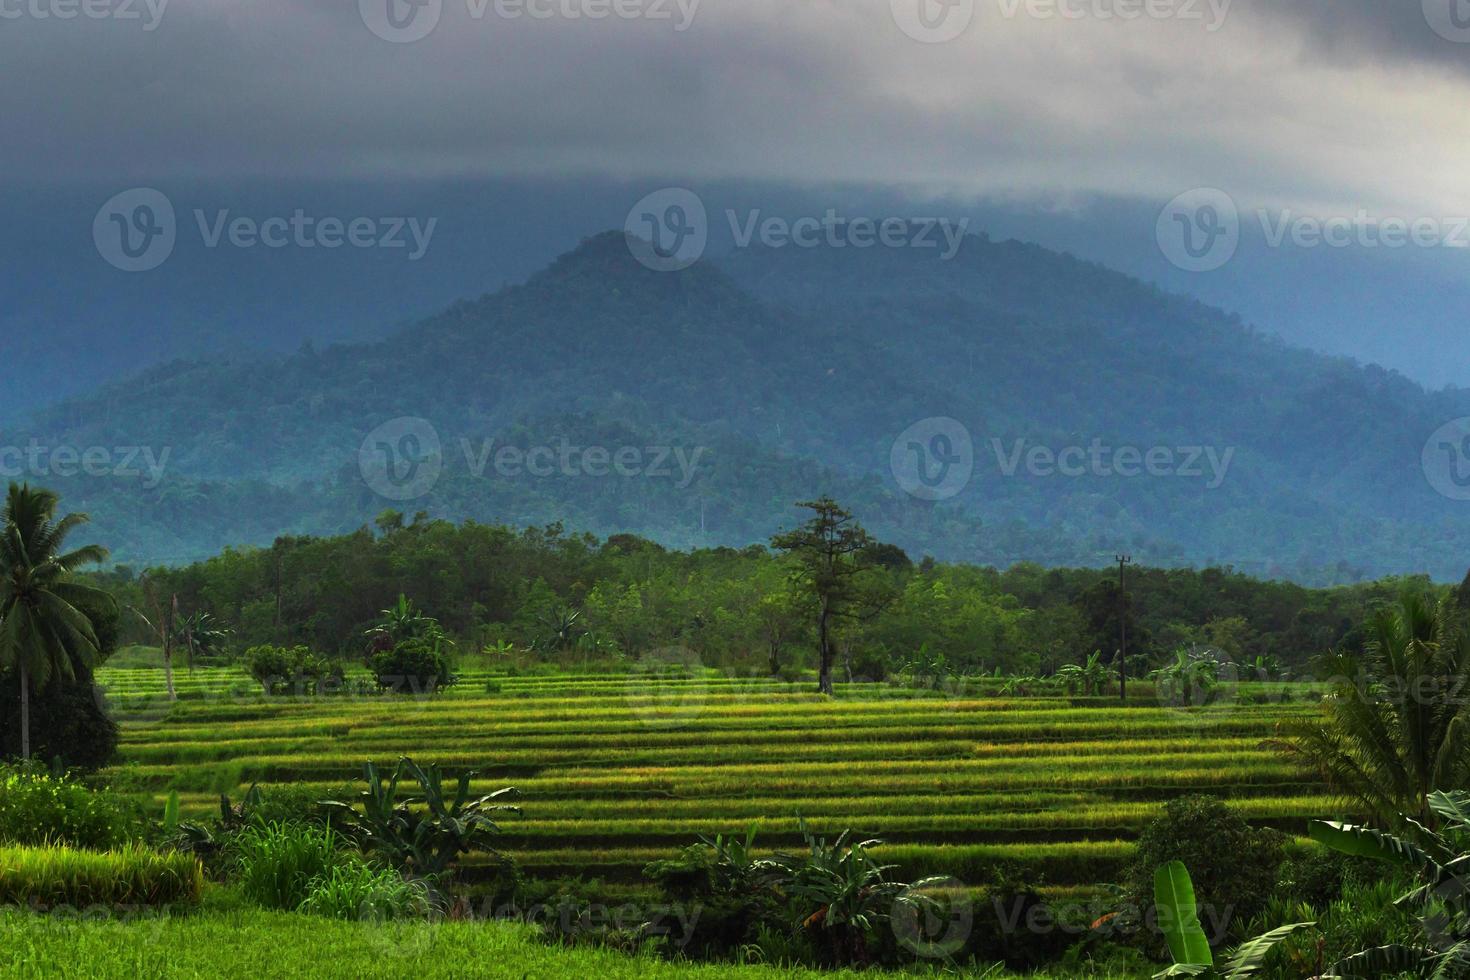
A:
[368,639,455,694]
[244,646,343,696]
[232,822,353,911]
[1124,795,1285,943]
[0,843,203,907]
[0,765,145,849]
[296,862,431,921]
[1273,846,1382,909]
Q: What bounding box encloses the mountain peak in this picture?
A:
[530,230,732,296]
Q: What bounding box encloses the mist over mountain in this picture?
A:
[7,225,1470,583]
[6,180,1470,429]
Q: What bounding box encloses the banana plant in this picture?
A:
[1151,649,1222,707]
[1308,790,1470,977]
[1152,860,1313,978]
[1059,651,1110,696]
[901,643,955,691]
[769,823,955,966]
[1241,653,1285,682]
[321,757,519,892]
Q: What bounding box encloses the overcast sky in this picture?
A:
[5,0,1469,221]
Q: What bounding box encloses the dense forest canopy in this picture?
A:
[92,510,1434,676]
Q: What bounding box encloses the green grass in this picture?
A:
[0,905,1140,979]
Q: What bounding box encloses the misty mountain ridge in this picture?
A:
[8,228,1470,583]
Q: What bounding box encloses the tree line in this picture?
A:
[94,501,1434,681]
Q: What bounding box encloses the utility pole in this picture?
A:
[1116,555,1132,702]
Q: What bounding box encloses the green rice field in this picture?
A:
[95,663,1335,893]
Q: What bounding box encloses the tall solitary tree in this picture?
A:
[771,498,888,695]
[0,484,113,761]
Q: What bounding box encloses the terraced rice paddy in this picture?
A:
[97,664,1334,893]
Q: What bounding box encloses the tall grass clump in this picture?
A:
[0,843,204,907]
[232,821,427,921]
[295,863,431,921]
[232,821,347,910]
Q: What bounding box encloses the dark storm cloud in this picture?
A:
[1,0,1467,218]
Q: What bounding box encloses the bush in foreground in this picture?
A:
[1123,795,1284,943]
[0,843,203,907]
[0,764,145,850]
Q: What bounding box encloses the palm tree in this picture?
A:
[1278,591,1470,829]
[176,609,230,670]
[0,484,113,761]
